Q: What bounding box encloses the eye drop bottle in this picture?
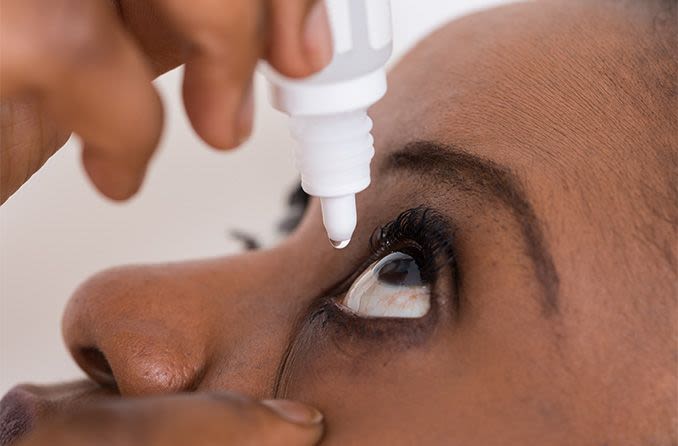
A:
[264,0,393,248]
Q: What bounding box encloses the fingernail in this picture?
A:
[303,1,333,72]
[261,400,323,425]
[235,83,254,147]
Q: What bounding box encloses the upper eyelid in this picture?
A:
[273,208,459,395]
[371,207,459,277]
[318,225,426,299]
[320,252,381,299]
[384,142,559,314]
[324,206,460,305]
[370,206,461,315]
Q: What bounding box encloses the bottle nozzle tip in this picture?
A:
[330,239,351,249]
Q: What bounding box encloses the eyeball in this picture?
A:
[340,252,430,318]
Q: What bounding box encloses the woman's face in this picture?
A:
[2,1,675,444]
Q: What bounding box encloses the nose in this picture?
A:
[62,251,313,397]
[63,264,209,395]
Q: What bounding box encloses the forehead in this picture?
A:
[372,0,671,221]
[373,1,661,169]
[368,1,674,299]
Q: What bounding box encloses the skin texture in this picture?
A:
[0,0,331,202]
[2,384,323,446]
[2,0,677,445]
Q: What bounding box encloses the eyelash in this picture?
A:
[272,207,459,395]
[369,206,457,283]
[311,206,459,346]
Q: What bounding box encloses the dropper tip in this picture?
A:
[330,239,351,249]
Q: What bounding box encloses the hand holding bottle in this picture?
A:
[0,0,332,204]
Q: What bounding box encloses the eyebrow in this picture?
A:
[382,141,560,315]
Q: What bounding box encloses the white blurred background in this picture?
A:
[0,0,512,394]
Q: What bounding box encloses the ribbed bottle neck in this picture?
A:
[290,110,375,198]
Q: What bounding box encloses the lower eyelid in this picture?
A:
[288,207,459,354]
[272,292,440,398]
[318,258,454,347]
[320,294,441,348]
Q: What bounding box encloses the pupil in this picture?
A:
[376,252,423,286]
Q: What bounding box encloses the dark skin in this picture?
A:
[2,0,676,444]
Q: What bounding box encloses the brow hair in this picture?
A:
[616,0,678,272]
[384,141,561,315]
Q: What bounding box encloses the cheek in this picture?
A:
[276,323,474,444]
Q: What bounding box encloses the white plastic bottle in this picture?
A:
[264,0,393,248]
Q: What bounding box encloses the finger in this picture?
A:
[0,96,71,205]
[19,393,323,446]
[151,0,263,150]
[266,0,333,77]
[1,0,163,200]
[108,0,187,77]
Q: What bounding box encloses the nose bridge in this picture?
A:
[190,246,327,395]
[62,246,318,397]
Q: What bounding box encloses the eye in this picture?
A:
[339,251,431,318]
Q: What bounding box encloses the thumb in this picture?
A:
[17,393,323,446]
[258,399,324,445]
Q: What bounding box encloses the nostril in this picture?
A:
[79,347,117,389]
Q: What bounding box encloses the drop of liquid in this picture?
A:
[330,239,350,249]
